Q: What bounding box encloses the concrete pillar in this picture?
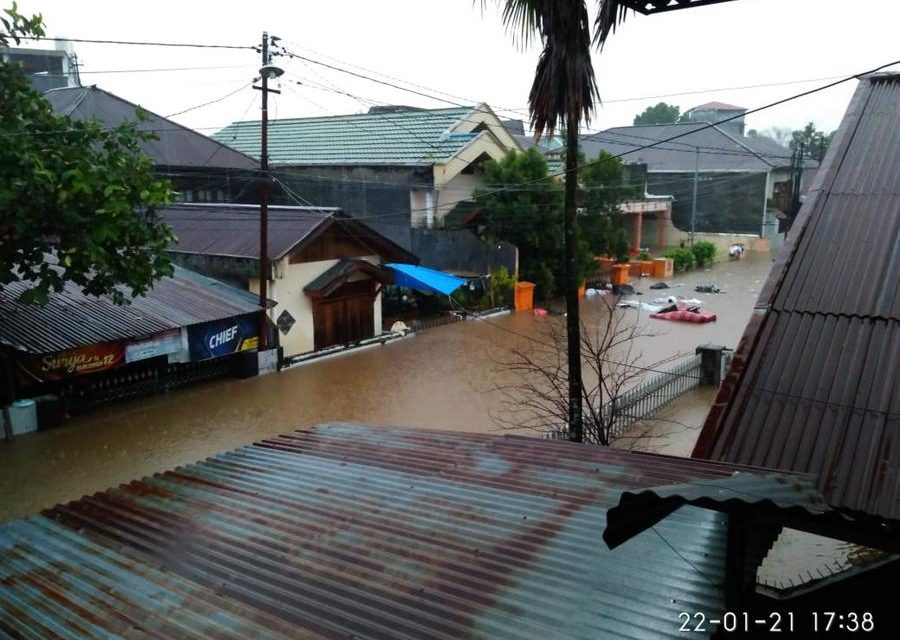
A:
[658,210,668,249]
[695,344,727,386]
[631,212,643,252]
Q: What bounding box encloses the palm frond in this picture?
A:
[594,0,632,48]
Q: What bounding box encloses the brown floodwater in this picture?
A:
[0,253,775,521]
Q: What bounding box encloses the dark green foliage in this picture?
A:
[633,102,684,125]
[475,149,590,300]
[790,122,834,162]
[490,266,516,307]
[1,5,175,305]
[663,247,695,272]
[691,241,716,267]
[474,148,635,299]
[637,250,650,261]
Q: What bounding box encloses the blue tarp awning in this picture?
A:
[385,263,466,296]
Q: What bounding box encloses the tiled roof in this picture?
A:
[0,263,259,354]
[693,73,900,521]
[214,106,483,166]
[163,203,416,263]
[44,85,259,170]
[580,123,804,172]
[0,423,794,639]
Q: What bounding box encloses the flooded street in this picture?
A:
[0,253,775,521]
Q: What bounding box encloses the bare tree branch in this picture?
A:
[492,296,692,447]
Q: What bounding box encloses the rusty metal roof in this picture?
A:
[0,264,259,354]
[693,73,900,521]
[164,203,417,263]
[0,423,799,639]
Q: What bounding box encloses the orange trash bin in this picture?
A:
[514,281,535,312]
[652,258,674,279]
[611,264,630,286]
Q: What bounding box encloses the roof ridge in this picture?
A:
[223,105,474,128]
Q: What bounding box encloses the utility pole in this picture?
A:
[690,146,699,247]
[564,115,583,442]
[254,32,283,351]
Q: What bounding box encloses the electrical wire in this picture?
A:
[165,80,254,119]
[330,58,900,223]
[20,35,254,50]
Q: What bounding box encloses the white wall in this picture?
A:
[252,255,384,357]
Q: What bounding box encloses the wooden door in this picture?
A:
[313,281,375,350]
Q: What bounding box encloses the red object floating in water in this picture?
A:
[650,309,717,323]
[533,308,549,316]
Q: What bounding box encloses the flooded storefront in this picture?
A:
[0,254,776,521]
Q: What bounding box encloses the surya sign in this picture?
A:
[24,343,125,381]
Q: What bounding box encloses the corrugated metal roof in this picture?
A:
[693,73,900,521]
[604,472,830,550]
[0,423,793,639]
[44,85,259,170]
[214,106,481,166]
[0,263,259,354]
[580,123,808,173]
[164,203,417,263]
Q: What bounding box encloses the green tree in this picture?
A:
[579,150,638,262]
[790,122,833,162]
[1,4,175,304]
[633,102,683,125]
[474,149,570,300]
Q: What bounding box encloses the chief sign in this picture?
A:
[187,315,259,361]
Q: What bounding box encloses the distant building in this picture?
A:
[574,121,818,250]
[683,100,747,136]
[1,43,80,92]
[214,103,522,275]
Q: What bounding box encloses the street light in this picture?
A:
[255,34,283,352]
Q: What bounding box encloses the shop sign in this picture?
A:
[125,329,183,364]
[21,342,125,382]
[187,315,259,361]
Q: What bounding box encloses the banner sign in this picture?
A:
[187,314,259,361]
[125,329,183,364]
[21,342,125,382]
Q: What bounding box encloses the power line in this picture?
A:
[347,58,900,223]
[48,64,256,75]
[165,81,254,119]
[20,36,254,50]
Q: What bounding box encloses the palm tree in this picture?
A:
[484,1,732,442]
[484,1,626,443]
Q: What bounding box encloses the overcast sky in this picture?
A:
[15,0,900,139]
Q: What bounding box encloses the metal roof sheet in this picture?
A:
[214,106,481,166]
[0,263,259,354]
[693,73,900,521]
[580,123,804,173]
[0,423,791,639]
[163,203,416,263]
[44,85,259,170]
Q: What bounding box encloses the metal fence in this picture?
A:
[545,353,704,443]
[408,313,467,332]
